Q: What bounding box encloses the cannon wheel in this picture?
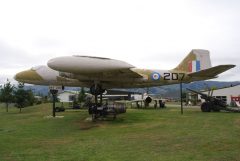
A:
[201,102,211,112]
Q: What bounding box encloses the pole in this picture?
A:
[50,89,58,117]
[180,82,183,114]
[52,94,56,117]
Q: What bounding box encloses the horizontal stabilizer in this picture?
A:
[188,65,235,78]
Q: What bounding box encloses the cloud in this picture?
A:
[0,41,30,68]
[0,0,239,83]
[32,38,65,50]
[0,41,46,81]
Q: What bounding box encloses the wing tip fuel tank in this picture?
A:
[47,55,135,74]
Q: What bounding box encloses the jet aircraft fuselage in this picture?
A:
[14,49,235,90]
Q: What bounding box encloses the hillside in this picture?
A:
[126,81,240,98]
[24,81,240,98]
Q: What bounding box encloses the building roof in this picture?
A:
[106,89,142,95]
[200,84,240,92]
[58,90,78,95]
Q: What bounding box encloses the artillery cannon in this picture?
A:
[186,88,240,112]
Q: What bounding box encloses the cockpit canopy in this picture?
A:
[31,65,46,71]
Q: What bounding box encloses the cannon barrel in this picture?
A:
[187,88,217,102]
[186,88,208,98]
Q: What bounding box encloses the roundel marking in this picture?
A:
[151,72,161,80]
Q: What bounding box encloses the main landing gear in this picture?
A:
[88,84,117,121]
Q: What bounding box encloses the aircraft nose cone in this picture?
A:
[14,71,27,81]
[14,70,43,82]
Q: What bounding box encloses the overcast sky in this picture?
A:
[0,0,239,84]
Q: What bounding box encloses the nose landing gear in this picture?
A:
[88,84,126,121]
[89,84,106,120]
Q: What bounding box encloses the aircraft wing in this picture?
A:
[187,65,235,78]
[92,68,144,78]
[68,68,144,81]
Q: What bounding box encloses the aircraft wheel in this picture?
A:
[201,102,211,112]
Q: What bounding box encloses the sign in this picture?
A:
[49,86,63,93]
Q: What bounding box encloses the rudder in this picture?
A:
[173,49,212,73]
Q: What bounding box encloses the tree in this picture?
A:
[25,89,35,106]
[0,79,15,112]
[78,87,86,103]
[211,86,217,90]
[14,82,35,112]
[14,82,26,113]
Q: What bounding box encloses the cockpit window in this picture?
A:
[31,65,44,71]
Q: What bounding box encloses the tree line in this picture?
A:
[0,80,35,112]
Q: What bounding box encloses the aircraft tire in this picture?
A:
[201,102,211,112]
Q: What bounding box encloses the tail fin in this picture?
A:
[174,49,212,73]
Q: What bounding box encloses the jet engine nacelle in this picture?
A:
[114,105,126,114]
[144,96,152,104]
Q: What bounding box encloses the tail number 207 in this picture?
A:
[163,73,185,81]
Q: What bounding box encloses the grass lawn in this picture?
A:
[0,103,240,161]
